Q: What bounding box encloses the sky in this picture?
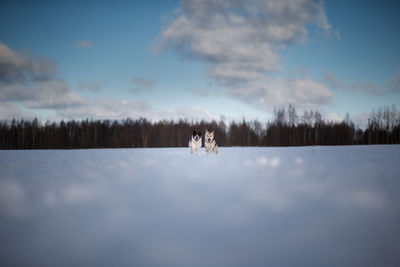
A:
[0,0,399,126]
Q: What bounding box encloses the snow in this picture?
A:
[1,145,400,266]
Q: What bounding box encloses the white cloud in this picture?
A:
[55,98,154,121]
[229,76,333,109]
[324,70,395,96]
[0,42,235,122]
[75,40,94,48]
[163,106,221,122]
[0,42,57,84]
[295,67,310,79]
[78,81,102,92]
[391,70,400,92]
[326,112,343,122]
[0,102,36,120]
[158,0,337,110]
[52,97,222,122]
[352,112,371,129]
[0,42,86,119]
[130,77,156,94]
[0,78,84,109]
[25,79,85,109]
[350,82,388,96]
[189,87,211,97]
[324,70,341,89]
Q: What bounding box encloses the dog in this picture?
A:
[189,130,202,154]
[204,129,218,155]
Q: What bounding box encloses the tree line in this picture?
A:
[1,105,399,149]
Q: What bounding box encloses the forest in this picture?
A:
[1,105,399,149]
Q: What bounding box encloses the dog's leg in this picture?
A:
[214,145,218,154]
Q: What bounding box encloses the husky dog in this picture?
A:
[189,130,202,154]
[204,129,218,155]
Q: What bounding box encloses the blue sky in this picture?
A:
[0,0,399,126]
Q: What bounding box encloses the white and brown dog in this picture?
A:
[189,130,202,154]
[204,129,218,155]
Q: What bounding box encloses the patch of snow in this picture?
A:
[0,145,400,266]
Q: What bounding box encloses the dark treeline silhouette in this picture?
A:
[1,105,399,149]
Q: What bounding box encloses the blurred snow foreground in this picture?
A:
[1,145,400,267]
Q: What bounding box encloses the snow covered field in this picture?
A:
[1,145,400,267]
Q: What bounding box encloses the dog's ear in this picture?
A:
[213,129,215,133]
[199,131,201,136]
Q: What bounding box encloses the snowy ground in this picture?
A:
[1,145,400,267]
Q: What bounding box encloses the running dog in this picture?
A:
[204,129,218,155]
[189,130,202,154]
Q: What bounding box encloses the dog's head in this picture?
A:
[192,130,201,142]
[205,129,215,143]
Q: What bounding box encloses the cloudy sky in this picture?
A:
[1,0,399,125]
